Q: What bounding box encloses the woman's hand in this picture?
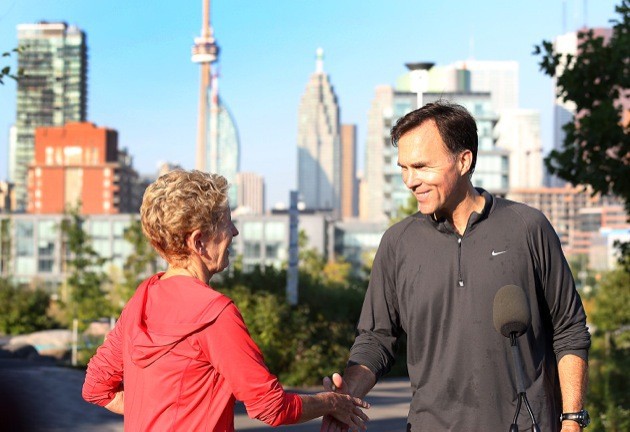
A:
[104,390,124,415]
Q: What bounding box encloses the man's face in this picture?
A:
[397,120,468,218]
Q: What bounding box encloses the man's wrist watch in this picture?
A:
[560,409,590,428]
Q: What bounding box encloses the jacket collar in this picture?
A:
[422,188,494,235]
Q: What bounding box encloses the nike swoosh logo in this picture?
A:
[492,250,507,256]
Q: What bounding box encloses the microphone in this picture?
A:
[493,285,540,432]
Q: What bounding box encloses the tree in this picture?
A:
[110,219,159,313]
[60,208,111,327]
[0,48,21,85]
[0,278,58,335]
[534,1,630,262]
[0,218,11,277]
[390,194,418,225]
[587,268,630,431]
[298,230,326,280]
[214,235,371,385]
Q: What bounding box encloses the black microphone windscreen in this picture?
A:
[493,284,532,338]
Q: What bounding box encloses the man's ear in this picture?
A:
[459,150,474,176]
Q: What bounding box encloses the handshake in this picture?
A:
[318,372,369,432]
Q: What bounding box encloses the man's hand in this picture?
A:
[321,366,377,432]
[321,373,350,432]
[324,373,347,393]
[320,392,370,431]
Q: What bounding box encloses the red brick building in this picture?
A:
[27,122,140,214]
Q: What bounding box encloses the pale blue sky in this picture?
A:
[0,0,621,208]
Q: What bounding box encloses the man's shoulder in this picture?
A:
[384,213,430,239]
[492,196,550,226]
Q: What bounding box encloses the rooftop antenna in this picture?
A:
[316,47,324,74]
[583,0,588,28]
[192,0,220,171]
[562,0,567,34]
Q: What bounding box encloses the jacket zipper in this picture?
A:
[457,237,464,287]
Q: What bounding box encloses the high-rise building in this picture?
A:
[297,48,341,213]
[548,28,612,187]
[495,109,543,189]
[0,182,14,213]
[507,185,627,260]
[157,162,183,178]
[27,122,140,215]
[236,172,265,215]
[451,60,519,114]
[0,213,165,287]
[192,0,239,208]
[340,124,358,219]
[10,22,88,211]
[362,85,394,222]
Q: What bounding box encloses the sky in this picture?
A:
[0,0,622,209]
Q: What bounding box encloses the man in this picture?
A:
[322,101,591,431]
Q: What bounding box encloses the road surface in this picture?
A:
[0,357,411,431]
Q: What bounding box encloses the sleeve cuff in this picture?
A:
[556,349,588,363]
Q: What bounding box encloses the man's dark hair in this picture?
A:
[390,100,478,174]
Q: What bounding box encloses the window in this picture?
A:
[92,239,111,258]
[264,222,284,242]
[243,222,263,241]
[38,220,57,238]
[265,243,281,259]
[16,257,36,274]
[244,241,261,258]
[90,220,110,238]
[38,239,55,256]
[38,258,54,273]
[16,221,34,257]
[112,221,128,238]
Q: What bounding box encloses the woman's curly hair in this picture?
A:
[140,169,229,265]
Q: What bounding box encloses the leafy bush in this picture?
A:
[216,265,368,386]
[586,267,630,431]
[0,279,58,335]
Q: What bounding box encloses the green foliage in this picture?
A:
[0,278,58,335]
[298,230,326,278]
[110,219,158,313]
[216,254,369,386]
[534,1,630,208]
[390,194,418,225]
[534,0,630,262]
[60,208,111,327]
[0,218,11,277]
[586,268,630,431]
[0,48,21,85]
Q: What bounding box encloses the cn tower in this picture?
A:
[192,0,219,171]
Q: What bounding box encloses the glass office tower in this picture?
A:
[10,22,88,211]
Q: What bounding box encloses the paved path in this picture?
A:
[0,358,411,431]
[0,358,123,432]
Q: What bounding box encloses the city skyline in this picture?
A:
[0,0,620,209]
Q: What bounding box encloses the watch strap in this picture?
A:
[560,410,589,427]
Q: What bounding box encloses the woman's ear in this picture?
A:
[186,229,205,255]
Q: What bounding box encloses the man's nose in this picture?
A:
[403,169,421,189]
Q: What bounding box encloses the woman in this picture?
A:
[82,170,369,431]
